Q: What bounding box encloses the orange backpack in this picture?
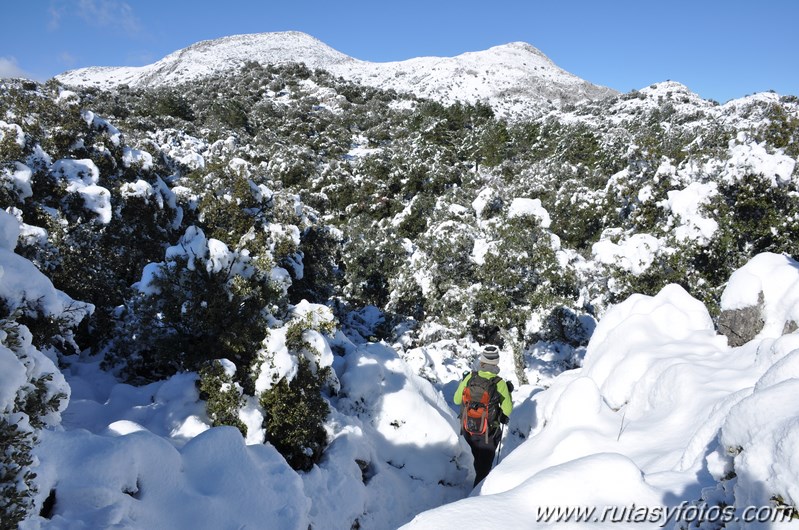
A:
[460,372,500,442]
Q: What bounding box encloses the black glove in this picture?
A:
[500,413,509,424]
[507,381,514,393]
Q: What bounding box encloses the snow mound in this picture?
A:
[404,453,662,529]
[407,253,799,529]
[720,252,799,338]
[28,310,471,529]
[36,427,309,529]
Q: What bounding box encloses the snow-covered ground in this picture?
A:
[30,345,468,530]
[5,186,799,528]
[405,253,799,529]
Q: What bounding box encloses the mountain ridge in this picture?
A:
[55,31,617,118]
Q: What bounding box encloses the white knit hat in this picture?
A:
[479,345,500,365]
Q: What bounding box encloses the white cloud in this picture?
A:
[77,0,141,34]
[59,51,77,68]
[0,57,33,80]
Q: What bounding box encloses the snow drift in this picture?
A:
[405,252,799,529]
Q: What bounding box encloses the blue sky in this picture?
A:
[1,0,797,103]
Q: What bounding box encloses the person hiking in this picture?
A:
[453,344,513,487]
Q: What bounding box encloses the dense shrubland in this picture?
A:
[1,63,798,522]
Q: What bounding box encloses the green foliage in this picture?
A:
[0,314,68,529]
[473,214,570,340]
[605,254,685,304]
[258,310,335,470]
[387,274,426,324]
[712,173,799,258]
[0,318,37,530]
[759,102,799,158]
[113,251,282,392]
[23,191,176,352]
[0,124,25,169]
[556,122,603,167]
[549,177,605,251]
[197,360,247,436]
[289,226,341,305]
[0,417,37,530]
[342,228,405,308]
[418,221,476,294]
[14,373,67,429]
[477,121,510,168]
[538,306,592,346]
[259,358,330,471]
[209,100,250,131]
[147,88,195,121]
[396,194,434,239]
[507,121,552,162]
[198,190,258,243]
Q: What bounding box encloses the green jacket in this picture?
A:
[453,371,513,418]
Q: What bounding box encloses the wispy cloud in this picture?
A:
[0,57,35,80]
[77,0,141,35]
[47,0,141,34]
[47,2,66,30]
[59,51,77,68]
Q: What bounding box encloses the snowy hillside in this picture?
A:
[55,31,616,118]
[56,32,357,88]
[2,42,799,530]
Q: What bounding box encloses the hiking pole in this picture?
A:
[494,423,505,466]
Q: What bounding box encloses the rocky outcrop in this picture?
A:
[717,292,765,347]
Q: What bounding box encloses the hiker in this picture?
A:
[454,345,513,487]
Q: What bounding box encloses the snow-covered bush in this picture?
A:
[257,303,338,471]
[474,213,570,339]
[341,226,405,310]
[0,122,26,178]
[754,96,799,158]
[112,226,283,387]
[115,221,337,471]
[259,357,330,471]
[548,176,605,251]
[197,359,246,436]
[0,95,183,354]
[707,171,799,276]
[145,87,194,122]
[289,225,342,305]
[0,210,89,527]
[0,317,62,529]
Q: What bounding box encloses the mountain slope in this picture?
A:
[56,32,356,88]
[55,31,617,118]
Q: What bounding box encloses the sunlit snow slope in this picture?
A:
[55,31,616,118]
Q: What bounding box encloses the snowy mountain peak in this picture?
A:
[55,31,616,119]
[168,31,354,68]
[57,31,356,89]
[480,41,555,60]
